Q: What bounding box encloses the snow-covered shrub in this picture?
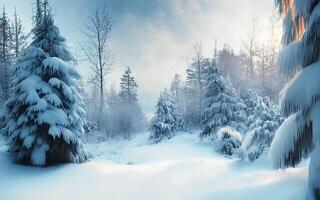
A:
[1,4,88,166]
[240,89,259,116]
[241,94,282,161]
[201,60,247,139]
[149,89,183,144]
[215,127,242,157]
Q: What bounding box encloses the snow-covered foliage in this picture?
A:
[241,95,282,161]
[215,127,242,157]
[280,61,320,117]
[201,60,247,139]
[1,3,87,166]
[271,0,320,199]
[149,89,184,144]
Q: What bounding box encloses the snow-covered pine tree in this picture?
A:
[149,89,182,144]
[241,96,282,161]
[201,59,246,139]
[240,89,259,117]
[1,1,88,166]
[167,89,184,130]
[0,7,14,102]
[269,1,320,199]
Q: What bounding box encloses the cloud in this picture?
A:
[107,0,276,115]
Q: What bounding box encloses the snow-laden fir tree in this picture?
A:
[241,95,282,161]
[149,89,183,144]
[200,59,246,139]
[1,1,88,166]
[269,1,320,199]
[240,89,259,116]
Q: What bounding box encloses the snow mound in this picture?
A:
[215,127,242,156]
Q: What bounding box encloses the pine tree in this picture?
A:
[269,1,320,199]
[0,6,14,102]
[1,1,88,166]
[201,59,246,139]
[119,67,138,106]
[118,67,145,138]
[12,8,27,59]
[170,73,185,117]
[185,45,208,127]
[149,89,181,144]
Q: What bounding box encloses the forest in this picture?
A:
[0,0,318,200]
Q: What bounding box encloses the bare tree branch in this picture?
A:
[81,5,113,129]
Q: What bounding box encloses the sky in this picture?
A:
[1,0,278,116]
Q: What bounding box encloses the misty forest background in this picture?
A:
[0,0,286,162]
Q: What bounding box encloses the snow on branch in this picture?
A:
[280,61,320,117]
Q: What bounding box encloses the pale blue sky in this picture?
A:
[1,0,277,116]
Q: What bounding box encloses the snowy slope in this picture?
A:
[0,132,308,200]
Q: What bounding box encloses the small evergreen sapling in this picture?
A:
[149,90,183,144]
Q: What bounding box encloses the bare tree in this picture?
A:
[256,14,283,98]
[81,5,112,129]
[243,19,259,79]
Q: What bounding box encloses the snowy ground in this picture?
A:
[0,132,309,200]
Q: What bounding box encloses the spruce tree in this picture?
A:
[119,67,138,106]
[269,1,320,198]
[149,89,182,144]
[200,59,246,139]
[2,1,87,166]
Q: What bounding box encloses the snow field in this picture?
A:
[0,132,308,200]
